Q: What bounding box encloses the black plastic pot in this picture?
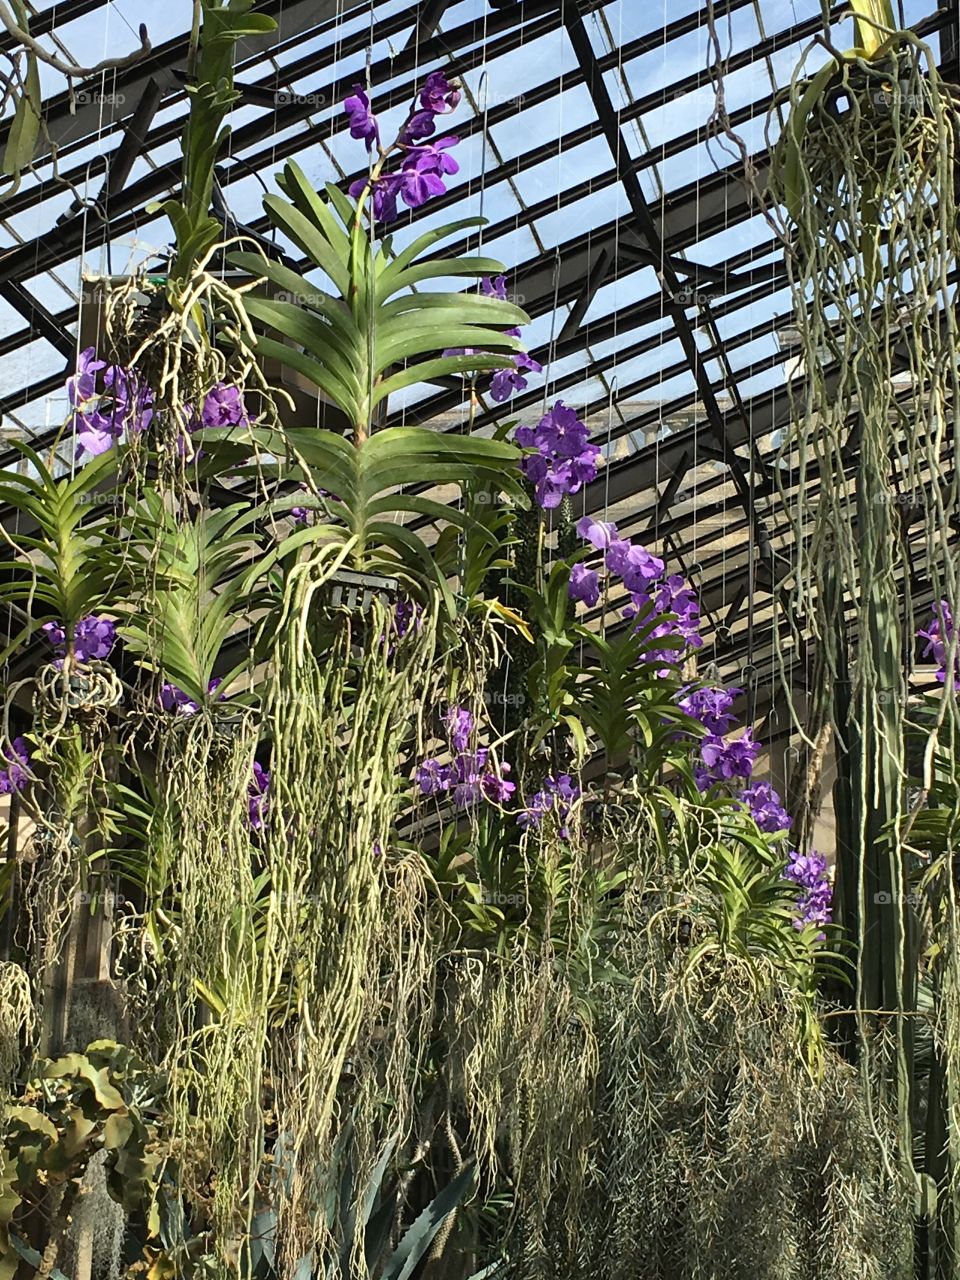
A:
[326,569,400,614]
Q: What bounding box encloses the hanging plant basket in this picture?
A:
[325,569,399,615]
[207,702,253,744]
[34,661,124,719]
[195,702,255,752]
[80,270,364,434]
[80,273,176,371]
[25,821,82,864]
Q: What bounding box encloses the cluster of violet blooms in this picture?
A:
[344,77,541,405]
[69,348,153,457]
[42,617,117,665]
[516,774,581,838]
[414,707,581,833]
[918,600,960,684]
[514,403,601,510]
[678,682,832,933]
[414,706,516,810]
[159,677,224,715]
[344,71,462,220]
[563,514,830,932]
[69,348,249,459]
[571,515,702,673]
[443,275,542,404]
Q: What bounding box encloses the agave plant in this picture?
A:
[241,1130,483,1280]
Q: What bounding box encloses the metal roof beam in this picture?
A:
[0,284,74,361]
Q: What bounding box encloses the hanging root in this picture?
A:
[570,858,912,1280]
[0,960,33,1085]
[766,24,960,1253]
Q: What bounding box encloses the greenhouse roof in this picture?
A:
[0,0,956,754]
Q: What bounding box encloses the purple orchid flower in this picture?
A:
[67,348,107,407]
[576,516,618,550]
[343,85,379,150]
[514,402,599,509]
[740,780,792,834]
[73,616,117,662]
[419,70,461,115]
[0,737,30,795]
[201,383,248,428]
[443,705,474,753]
[248,762,270,832]
[482,275,509,301]
[678,685,742,736]
[697,730,760,788]
[569,563,600,608]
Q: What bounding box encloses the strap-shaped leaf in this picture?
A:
[851,0,895,56]
[358,461,517,504]
[324,181,358,232]
[375,354,517,403]
[244,297,363,390]
[362,425,520,465]
[277,160,352,262]
[262,195,351,296]
[380,291,529,326]
[247,334,358,424]
[364,521,456,615]
[383,255,513,297]
[230,252,359,344]
[365,494,499,547]
[376,325,522,369]
[283,429,361,501]
[2,50,40,179]
[375,216,489,298]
